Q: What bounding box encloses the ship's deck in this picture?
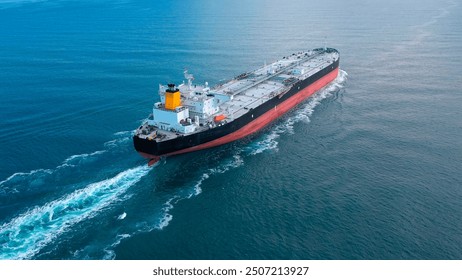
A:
[214,49,338,122]
[136,48,339,142]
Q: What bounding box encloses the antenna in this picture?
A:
[184,69,194,90]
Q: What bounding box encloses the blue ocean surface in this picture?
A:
[0,0,461,259]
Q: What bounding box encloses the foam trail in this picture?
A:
[0,129,132,191]
[113,131,132,136]
[103,133,132,149]
[102,233,132,260]
[0,150,108,197]
[60,150,106,167]
[152,152,245,232]
[0,165,150,260]
[156,197,176,230]
[0,169,53,189]
[190,174,208,197]
[191,154,244,196]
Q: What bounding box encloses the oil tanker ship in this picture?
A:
[134,47,340,165]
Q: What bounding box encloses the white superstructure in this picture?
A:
[139,49,339,140]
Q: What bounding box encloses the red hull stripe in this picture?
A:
[140,67,339,159]
[138,152,160,160]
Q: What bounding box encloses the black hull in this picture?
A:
[134,49,339,157]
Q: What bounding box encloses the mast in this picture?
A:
[184,70,194,90]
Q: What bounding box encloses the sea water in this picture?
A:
[0,0,461,259]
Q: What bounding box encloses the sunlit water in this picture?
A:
[0,0,461,259]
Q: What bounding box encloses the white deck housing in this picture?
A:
[137,49,339,141]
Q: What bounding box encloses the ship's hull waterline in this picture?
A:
[134,49,340,163]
